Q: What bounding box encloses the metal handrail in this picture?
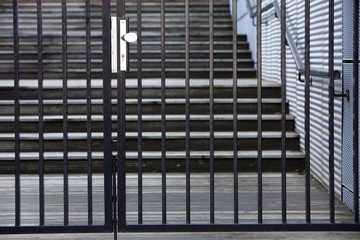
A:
[245,0,341,80]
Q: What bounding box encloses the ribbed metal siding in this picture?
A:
[261,0,343,198]
[342,0,360,212]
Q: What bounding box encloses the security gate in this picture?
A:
[1,0,360,237]
[0,0,114,234]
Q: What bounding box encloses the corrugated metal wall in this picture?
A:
[261,0,343,198]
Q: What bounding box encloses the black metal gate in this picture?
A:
[1,0,360,237]
[0,0,113,234]
[112,0,360,232]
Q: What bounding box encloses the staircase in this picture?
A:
[0,2,304,173]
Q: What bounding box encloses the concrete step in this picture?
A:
[0,42,250,54]
[0,79,282,99]
[0,114,296,133]
[0,58,255,67]
[0,98,288,116]
[0,150,304,173]
[0,131,300,152]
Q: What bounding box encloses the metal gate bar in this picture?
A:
[328,0,335,224]
[37,0,45,227]
[61,0,69,226]
[85,0,93,226]
[304,0,311,224]
[185,0,191,225]
[13,0,20,228]
[209,0,215,225]
[353,0,359,224]
[256,0,263,224]
[137,0,143,225]
[102,0,114,231]
[160,0,167,225]
[117,0,127,231]
[232,0,238,225]
[280,0,286,224]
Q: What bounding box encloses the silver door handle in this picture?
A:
[111,17,137,73]
[122,32,137,43]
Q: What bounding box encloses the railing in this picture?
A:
[245,0,341,80]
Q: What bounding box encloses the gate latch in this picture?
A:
[111,17,138,73]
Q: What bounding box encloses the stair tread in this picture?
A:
[0,49,251,54]
[0,58,254,64]
[0,131,299,140]
[0,30,238,38]
[0,68,256,74]
[0,98,285,105]
[0,41,248,46]
[0,114,295,122]
[0,78,277,89]
[0,150,305,161]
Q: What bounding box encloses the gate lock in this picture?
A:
[111,17,138,73]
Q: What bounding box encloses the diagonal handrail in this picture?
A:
[245,0,341,80]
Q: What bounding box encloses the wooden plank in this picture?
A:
[0,173,353,226]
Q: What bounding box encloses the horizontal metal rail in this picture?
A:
[245,0,341,80]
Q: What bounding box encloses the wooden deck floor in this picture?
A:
[0,173,354,226]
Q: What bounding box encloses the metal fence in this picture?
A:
[1,0,360,237]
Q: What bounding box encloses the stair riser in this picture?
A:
[0,102,288,115]
[0,35,244,42]
[129,52,252,59]
[0,138,300,152]
[0,87,280,100]
[129,61,255,69]
[0,119,295,133]
[0,45,250,59]
[0,44,250,60]
[0,50,250,60]
[1,61,254,70]
[0,71,257,79]
[0,51,251,59]
[126,71,257,78]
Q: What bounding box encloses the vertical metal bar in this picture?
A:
[280,0,287,224]
[353,0,359,224]
[185,0,191,225]
[328,0,335,224]
[137,0,143,225]
[112,156,117,239]
[103,0,114,230]
[85,0,93,226]
[13,0,20,227]
[117,0,127,231]
[232,0,238,224]
[209,0,215,224]
[160,0,167,225]
[37,0,45,226]
[61,0,69,226]
[256,0,263,224]
[304,0,311,224]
